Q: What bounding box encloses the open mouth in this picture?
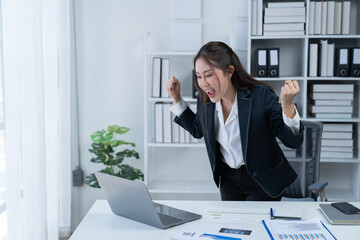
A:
[206,89,215,98]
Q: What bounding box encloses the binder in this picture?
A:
[192,70,200,98]
[161,58,170,98]
[268,48,279,77]
[256,48,267,77]
[335,48,349,77]
[155,103,163,143]
[350,48,360,77]
[309,43,318,77]
[152,57,162,97]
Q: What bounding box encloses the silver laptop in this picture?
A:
[95,172,202,229]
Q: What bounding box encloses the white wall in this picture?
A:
[71,0,246,231]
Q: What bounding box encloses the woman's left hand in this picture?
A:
[280,80,300,118]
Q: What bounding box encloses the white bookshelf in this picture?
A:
[248,0,360,201]
[144,0,360,201]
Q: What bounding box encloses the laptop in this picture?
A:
[95,172,202,229]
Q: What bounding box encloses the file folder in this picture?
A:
[335,48,349,77]
[256,48,268,77]
[192,70,200,98]
[351,48,360,77]
[268,48,279,77]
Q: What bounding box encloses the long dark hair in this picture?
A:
[193,41,263,128]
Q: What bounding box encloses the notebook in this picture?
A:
[319,204,360,225]
[95,172,202,229]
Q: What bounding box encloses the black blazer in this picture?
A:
[174,84,304,198]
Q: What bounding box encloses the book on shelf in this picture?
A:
[321,146,353,153]
[342,1,351,35]
[323,123,353,132]
[334,2,342,35]
[155,103,163,143]
[314,113,352,119]
[322,132,353,139]
[320,40,328,77]
[152,57,162,97]
[309,43,318,77]
[326,1,335,35]
[321,151,353,159]
[309,1,350,35]
[163,104,172,143]
[267,2,304,8]
[310,105,353,113]
[161,58,170,98]
[264,15,305,23]
[251,0,263,36]
[314,2,321,34]
[310,92,354,100]
[314,100,352,106]
[264,7,305,17]
[171,113,180,143]
[263,23,304,32]
[312,84,354,92]
[322,139,353,147]
[263,30,304,36]
[309,1,315,35]
[327,43,335,77]
[321,1,327,35]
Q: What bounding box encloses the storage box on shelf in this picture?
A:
[249,0,360,201]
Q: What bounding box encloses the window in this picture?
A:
[0,1,6,238]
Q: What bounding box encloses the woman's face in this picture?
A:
[195,57,234,103]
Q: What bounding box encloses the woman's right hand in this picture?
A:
[166,76,181,104]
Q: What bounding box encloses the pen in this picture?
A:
[270,208,274,219]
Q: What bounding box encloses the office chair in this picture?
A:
[282,120,328,202]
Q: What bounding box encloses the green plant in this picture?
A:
[85,125,144,188]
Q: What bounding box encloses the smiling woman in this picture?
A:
[166,41,303,202]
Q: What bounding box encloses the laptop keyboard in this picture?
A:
[158,213,182,226]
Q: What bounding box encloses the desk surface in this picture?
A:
[70,200,360,240]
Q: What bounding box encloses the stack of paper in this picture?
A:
[263,1,305,36]
[309,1,351,35]
[321,123,354,159]
[309,84,354,119]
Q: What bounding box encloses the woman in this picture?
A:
[166,41,303,201]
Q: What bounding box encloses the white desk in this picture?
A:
[70,200,360,240]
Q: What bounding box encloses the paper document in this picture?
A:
[204,207,269,223]
[262,218,337,240]
[169,222,260,240]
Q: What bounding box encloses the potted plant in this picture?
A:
[85,124,144,188]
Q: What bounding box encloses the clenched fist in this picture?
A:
[280,80,300,118]
[166,76,181,104]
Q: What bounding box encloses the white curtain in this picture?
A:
[2,0,72,239]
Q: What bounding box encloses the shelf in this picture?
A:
[325,187,358,202]
[307,77,360,81]
[147,143,205,148]
[255,76,304,81]
[308,35,360,39]
[147,180,219,194]
[251,36,306,40]
[148,97,197,103]
[149,51,197,56]
[304,118,360,122]
[320,159,360,164]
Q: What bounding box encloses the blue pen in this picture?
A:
[270,208,274,219]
